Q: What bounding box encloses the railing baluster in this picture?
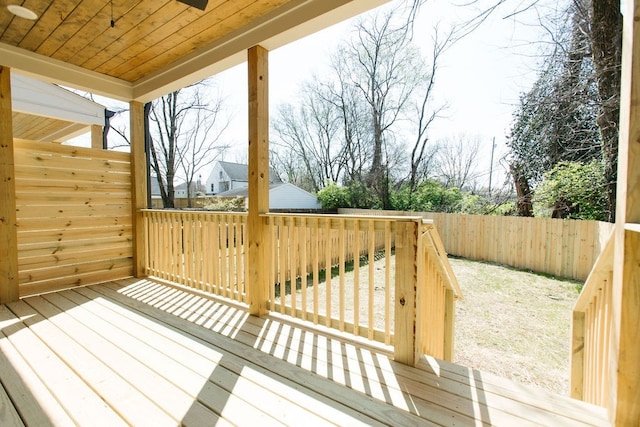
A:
[300,217,308,321]
[353,220,360,336]
[385,221,392,345]
[312,217,319,325]
[339,218,345,332]
[324,217,332,328]
[368,220,375,340]
[141,210,459,366]
[291,216,298,319]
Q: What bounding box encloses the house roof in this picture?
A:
[217,160,281,183]
[1,0,389,103]
[215,182,286,198]
[11,74,106,142]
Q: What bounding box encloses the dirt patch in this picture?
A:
[450,257,581,395]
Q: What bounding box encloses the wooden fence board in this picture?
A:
[340,209,614,281]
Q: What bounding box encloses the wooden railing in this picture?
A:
[264,213,397,345]
[418,221,462,361]
[142,210,248,303]
[142,210,460,363]
[571,231,614,406]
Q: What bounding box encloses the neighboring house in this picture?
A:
[150,176,205,199]
[214,182,321,210]
[205,161,281,195]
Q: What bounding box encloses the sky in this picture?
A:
[210,0,552,187]
[72,0,554,188]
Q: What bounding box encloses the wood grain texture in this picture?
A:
[1,0,290,82]
[0,67,19,303]
[13,138,133,297]
[0,278,610,426]
[129,101,147,277]
[340,209,614,281]
[247,45,270,316]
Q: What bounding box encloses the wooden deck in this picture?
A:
[0,278,608,426]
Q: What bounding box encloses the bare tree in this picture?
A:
[177,82,230,207]
[406,27,452,194]
[341,2,427,208]
[272,80,344,192]
[149,78,229,208]
[436,134,482,190]
[590,0,622,221]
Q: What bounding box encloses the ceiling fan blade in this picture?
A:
[177,0,208,11]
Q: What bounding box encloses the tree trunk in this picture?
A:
[591,0,622,222]
[510,163,533,217]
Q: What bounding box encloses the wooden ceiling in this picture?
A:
[0,0,388,102]
[12,111,88,142]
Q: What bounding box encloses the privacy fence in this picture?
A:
[339,209,613,282]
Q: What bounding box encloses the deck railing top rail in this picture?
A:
[571,230,615,406]
[574,230,614,312]
[420,220,462,300]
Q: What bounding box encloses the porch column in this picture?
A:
[130,101,148,277]
[91,124,103,149]
[611,0,640,422]
[394,219,419,365]
[247,45,270,317]
[0,66,19,303]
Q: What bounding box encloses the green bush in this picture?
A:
[390,180,464,213]
[533,160,607,220]
[317,183,350,209]
[204,197,246,211]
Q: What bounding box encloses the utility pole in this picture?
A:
[488,136,496,197]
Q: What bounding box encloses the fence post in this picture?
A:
[394,219,419,365]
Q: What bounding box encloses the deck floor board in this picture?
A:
[0,278,610,426]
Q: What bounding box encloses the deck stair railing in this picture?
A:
[141,210,461,364]
[571,231,614,406]
[418,220,462,361]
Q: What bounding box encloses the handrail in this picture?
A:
[417,221,462,362]
[574,230,615,312]
[141,209,460,366]
[571,229,614,405]
[421,220,462,300]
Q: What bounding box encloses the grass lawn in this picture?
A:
[450,257,582,396]
[277,254,582,396]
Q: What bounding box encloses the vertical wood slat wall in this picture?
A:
[14,139,133,297]
[340,209,613,281]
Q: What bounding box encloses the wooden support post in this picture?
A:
[91,124,103,149]
[0,66,19,303]
[394,220,418,365]
[610,0,640,422]
[130,101,148,277]
[247,45,270,317]
[613,230,640,423]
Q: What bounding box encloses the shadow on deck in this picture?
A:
[0,278,608,426]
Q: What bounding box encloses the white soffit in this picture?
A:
[11,73,105,126]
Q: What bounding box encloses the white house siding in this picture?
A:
[269,183,321,210]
